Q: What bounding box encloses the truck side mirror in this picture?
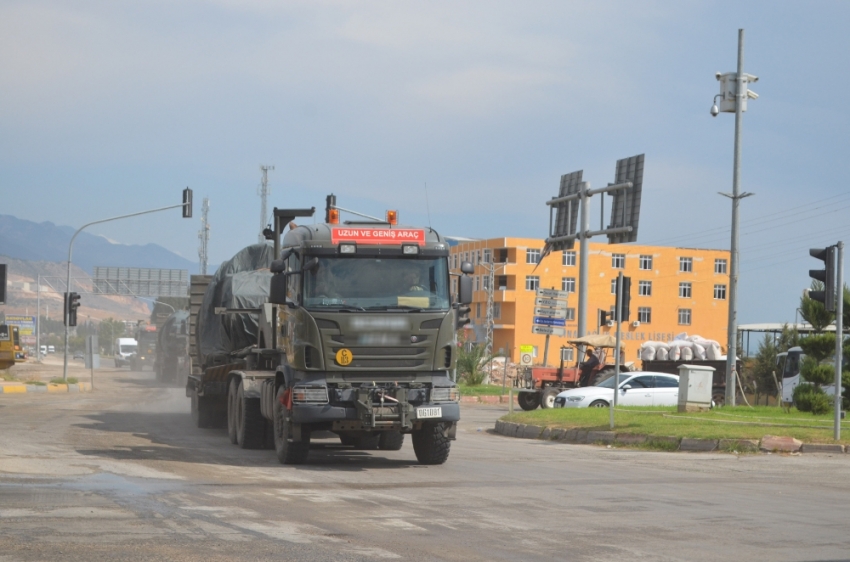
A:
[460,261,474,274]
[270,259,286,273]
[269,273,288,305]
[459,275,472,305]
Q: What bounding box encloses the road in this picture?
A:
[1,367,849,561]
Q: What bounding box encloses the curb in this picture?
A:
[493,421,848,454]
[0,382,92,395]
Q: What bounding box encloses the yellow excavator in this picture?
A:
[0,324,22,370]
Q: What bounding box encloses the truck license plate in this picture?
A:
[417,407,442,419]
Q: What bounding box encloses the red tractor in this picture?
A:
[515,334,633,410]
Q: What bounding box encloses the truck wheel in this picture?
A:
[540,388,559,409]
[273,387,310,464]
[191,389,216,428]
[227,379,239,444]
[236,380,267,449]
[517,391,540,411]
[412,422,451,465]
[378,431,405,451]
[354,433,380,450]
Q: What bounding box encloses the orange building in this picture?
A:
[450,238,730,366]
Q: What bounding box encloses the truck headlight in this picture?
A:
[292,386,329,404]
[430,387,459,402]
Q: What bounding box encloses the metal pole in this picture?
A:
[610,272,623,429]
[543,334,550,367]
[834,241,843,441]
[36,275,40,362]
[577,182,590,341]
[63,202,188,381]
[725,28,745,407]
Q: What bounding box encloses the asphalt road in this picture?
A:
[1,367,850,561]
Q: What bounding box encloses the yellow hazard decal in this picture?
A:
[335,348,353,365]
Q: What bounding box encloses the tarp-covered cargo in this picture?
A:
[197,243,275,367]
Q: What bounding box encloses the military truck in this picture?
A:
[186,203,473,465]
[130,323,157,371]
[155,310,191,385]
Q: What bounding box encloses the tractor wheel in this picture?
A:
[540,388,559,409]
[517,391,540,411]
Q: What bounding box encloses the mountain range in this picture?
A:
[0,214,197,274]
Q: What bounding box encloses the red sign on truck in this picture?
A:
[331,228,426,245]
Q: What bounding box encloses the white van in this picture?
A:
[40,345,47,356]
[47,345,55,354]
[114,338,138,368]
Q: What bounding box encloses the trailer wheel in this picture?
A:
[274,387,310,464]
[540,388,559,409]
[227,379,239,444]
[517,391,540,411]
[412,422,451,465]
[191,388,216,428]
[378,430,405,451]
[236,380,267,449]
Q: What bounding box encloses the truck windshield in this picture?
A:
[303,257,450,310]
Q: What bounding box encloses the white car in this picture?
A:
[553,372,680,408]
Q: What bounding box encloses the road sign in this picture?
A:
[535,298,567,309]
[536,288,569,299]
[534,317,566,327]
[532,325,566,337]
[519,345,533,366]
[534,307,567,319]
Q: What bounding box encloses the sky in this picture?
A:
[2,0,849,326]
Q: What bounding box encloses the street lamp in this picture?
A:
[711,29,758,407]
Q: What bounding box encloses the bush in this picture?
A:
[793,383,831,415]
[801,356,835,387]
[456,340,489,386]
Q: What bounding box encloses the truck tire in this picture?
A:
[191,388,216,428]
[540,388,559,409]
[412,422,451,465]
[236,380,267,449]
[517,391,540,411]
[273,387,310,464]
[227,379,239,444]
[378,431,405,451]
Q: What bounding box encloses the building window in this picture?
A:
[498,249,508,263]
[638,280,652,296]
[566,308,576,321]
[679,282,692,298]
[639,255,652,270]
[562,277,576,293]
[678,308,692,325]
[563,251,576,266]
[476,250,481,265]
[715,259,727,274]
[611,279,617,294]
[561,347,574,362]
[526,276,540,291]
[679,257,693,272]
[612,254,625,268]
[474,276,480,292]
[493,302,501,319]
[526,249,541,264]
[498,275,507,290]
[482,275,491,290]
[483,249,491,264]
[714,284,727,300]
[452,254,458,270]
[463,252,469,265]
[476,303,481,318]
[638,307,651,324]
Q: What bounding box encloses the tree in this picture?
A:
[748,334,778,403]
[799,281,834,333]
[455,332,490,386]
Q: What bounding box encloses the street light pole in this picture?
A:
[62,201,191,381]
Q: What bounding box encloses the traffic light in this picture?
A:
[809,246,836,311]
[182,187,193,218]
[455,305,471,329]
[616,276,631,321]
[65,292,81,327]
[598,309,610,326]
[325,194,337,223]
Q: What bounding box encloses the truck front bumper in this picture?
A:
[293,401,460,431]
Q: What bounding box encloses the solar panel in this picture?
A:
[550,170,583,250]
[608,154,644,244]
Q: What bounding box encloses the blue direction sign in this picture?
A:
[534,316,566,327]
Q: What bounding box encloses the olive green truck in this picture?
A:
[187,205,473,465]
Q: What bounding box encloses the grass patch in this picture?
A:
[27,381,47,386]
[0,372,18,381]
[49,377,78,385]
[458,384,508,396]
[502,406,850,445]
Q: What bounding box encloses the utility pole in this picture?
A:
[198,197,211,275]
[258,165,274,243]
